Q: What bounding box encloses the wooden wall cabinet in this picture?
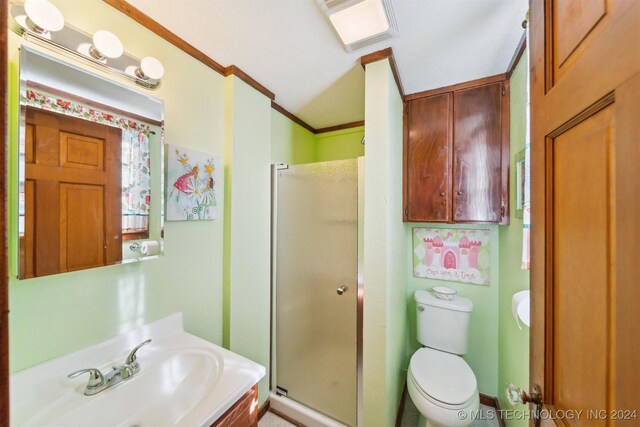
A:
[403,75,510,224]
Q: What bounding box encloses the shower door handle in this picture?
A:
[336,286,348,295]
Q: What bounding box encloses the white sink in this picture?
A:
[11,314,265,426]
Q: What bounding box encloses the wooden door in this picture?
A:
[530,0,640,425]
[453,82,508,223]
[21,107,122,278]
[404,93,452,222]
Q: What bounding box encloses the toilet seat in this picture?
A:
[409,347,477,408]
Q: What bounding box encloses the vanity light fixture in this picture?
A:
[320,0,398,52]
[9,0,165,89]
[89,30,124,60]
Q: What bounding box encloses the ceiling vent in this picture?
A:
[320,0,398,52]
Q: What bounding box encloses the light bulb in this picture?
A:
[89,30,123,60]
[24,0,64,34]
[135,56,165,80]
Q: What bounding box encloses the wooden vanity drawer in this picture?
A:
[212,384,258,427]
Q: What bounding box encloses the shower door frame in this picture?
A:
[270,158,364,427]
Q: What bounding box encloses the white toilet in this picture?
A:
[407,289,479,427]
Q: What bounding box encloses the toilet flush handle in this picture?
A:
[336,285,348,295]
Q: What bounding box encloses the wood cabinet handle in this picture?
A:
[457,191,464,196]
[440,192,445,197]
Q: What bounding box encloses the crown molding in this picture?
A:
[360,47,405,99]
[315,120,365,134]
[102,0,274,100]
[404,73,508,101]
[103,1,365,136]
[271,101,316,134]
[224,65,275,100]
[103,0,226,75]
[272,102,364,135]
[506,30,527,79]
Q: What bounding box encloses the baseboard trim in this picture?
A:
[258,399,271,421]
[479,393,506,427]
[396,382,408,427]
[257,397,306,426]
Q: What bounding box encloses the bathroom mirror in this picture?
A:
[17,47,164,279]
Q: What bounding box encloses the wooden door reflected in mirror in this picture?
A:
[20,107,122,278]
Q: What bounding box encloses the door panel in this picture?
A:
[59,132,104,170]
[405,93,451,222]
[25,124,34,163]
[275,160,358,426]
[34,180,60,277]
[548,0,638,94]
[554,0,606,67]
[19,181,34,279]
[60,183,105,272]
[453,82,503,222]
[551,105,613,418]
[531,0,640,425]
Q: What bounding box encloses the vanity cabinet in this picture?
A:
[403,77,509,224]
[212,384,258,427]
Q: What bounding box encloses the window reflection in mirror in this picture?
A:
[18,47,164,279]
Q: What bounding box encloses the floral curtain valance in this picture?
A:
[20,89,153,135]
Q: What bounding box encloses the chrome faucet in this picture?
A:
[68,339,152,396]
[125,338,152,375]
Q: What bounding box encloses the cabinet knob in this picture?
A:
[439,192,445,197]
[457,191,464,196]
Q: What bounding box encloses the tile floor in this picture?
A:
[398,394,501,427]
[259,411,297,427]
[259,396,501,427]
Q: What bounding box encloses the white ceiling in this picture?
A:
[126,0,528,129]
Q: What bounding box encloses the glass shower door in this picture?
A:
[275,159,358,426]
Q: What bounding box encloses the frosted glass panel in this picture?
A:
[276,159,358,426]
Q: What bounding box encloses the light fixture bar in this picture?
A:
[9,2,163,90]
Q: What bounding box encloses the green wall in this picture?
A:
[316,126,364,162]
[405,224,500,396]
[271,111,364,165]
[8,0,226,372]
[271,109,317,164]
[498,51,530,425]
[224,75,273,405]
[362,59,407,426]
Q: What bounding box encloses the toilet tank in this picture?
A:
[415,290,473,355]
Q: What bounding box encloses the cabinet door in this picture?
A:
[404,93,452,222]
[453,82,504,222]
[212,384,258,426]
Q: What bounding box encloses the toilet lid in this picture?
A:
[410,348,477,405]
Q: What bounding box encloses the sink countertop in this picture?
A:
[10,313,266,426]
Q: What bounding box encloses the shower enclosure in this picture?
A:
[271,159,361,426]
